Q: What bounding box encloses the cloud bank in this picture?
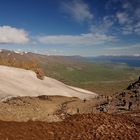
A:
[38,33,116,45]
[0,26,29,44]
[61,0,93,23]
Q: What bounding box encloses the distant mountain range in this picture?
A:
[1,49,140,67]
[84,55,140,67]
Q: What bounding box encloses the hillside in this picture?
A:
[0,70,139,122]
[0,49,45,79]
[0,113,139,140]
[0,49,140,95]
[0,62,139,139]
[94,76,140,114]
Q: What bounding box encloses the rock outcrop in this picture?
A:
[96,77,140,113]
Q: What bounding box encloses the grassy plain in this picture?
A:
[39,61,140,95]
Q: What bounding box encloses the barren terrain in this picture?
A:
[0,113,139,140]
[0,51,140,139]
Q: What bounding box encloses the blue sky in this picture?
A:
[0,0,140,56]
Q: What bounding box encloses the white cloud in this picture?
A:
[135,9,140,18]
[103,16,114,27]
[90,15,115,34]
[134,28,140,35]
[115,1,140,36]
[122,25,133,35]
[103,0,140,36]
[122,2,130,9]
[116,12,131,24]
[134,22,140,34]
[122,1,133,11]
[116,11,140,35]
[0,26,29,44]
[38,33,117,45]
[61,0,93,22]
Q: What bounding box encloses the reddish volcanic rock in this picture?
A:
[0,113,139,140]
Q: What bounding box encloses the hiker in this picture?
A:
[83,98,86,103]
[122,99,126,106]
[122,92,126,97]
[77,108,80,113]
[99,107,104,112]
[138,76,140,82]
[127,83,134,90]
[128,102,132,110]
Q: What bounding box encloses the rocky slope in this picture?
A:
[0,113,139,140]
[0,49,45,79]
[95,77,140,113]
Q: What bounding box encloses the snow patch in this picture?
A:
[0,65,98,100]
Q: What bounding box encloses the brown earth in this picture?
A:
[0,96,98,122]
[0,50,45,79]
[0,113,139,140]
